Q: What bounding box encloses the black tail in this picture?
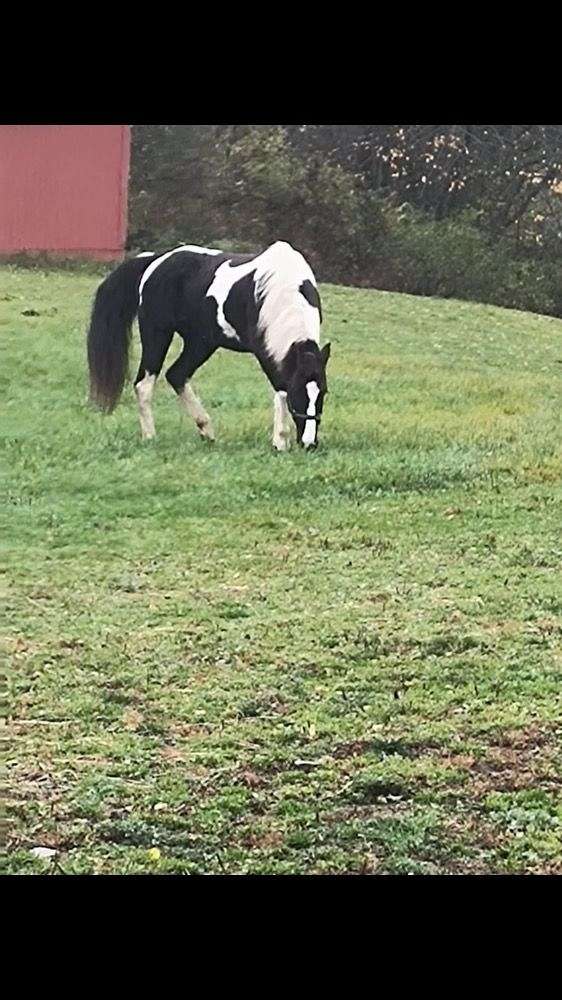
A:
[87,255,153,412]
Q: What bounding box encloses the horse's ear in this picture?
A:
[320,343,331,367]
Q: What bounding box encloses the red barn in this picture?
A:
[0,125,130,260]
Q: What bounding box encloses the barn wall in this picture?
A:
[0,125,130,259]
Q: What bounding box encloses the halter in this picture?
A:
[288,405,322,424]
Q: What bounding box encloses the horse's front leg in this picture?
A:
[273,391,291,451]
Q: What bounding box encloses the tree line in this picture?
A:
[129,125,562,316]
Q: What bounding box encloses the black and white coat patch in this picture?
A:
[87,240,330,449]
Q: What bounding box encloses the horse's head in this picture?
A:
[287,342,331,449]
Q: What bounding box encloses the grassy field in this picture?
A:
[2,263,561,875]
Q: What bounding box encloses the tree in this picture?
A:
[285,124,562,238]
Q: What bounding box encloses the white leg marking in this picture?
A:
[179,382,215,441]
[135,372,157,440]
[273,391,290,451]
[302,381,320,448]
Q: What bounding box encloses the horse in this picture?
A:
[87,240,331,450]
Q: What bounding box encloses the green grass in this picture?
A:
[2,264,561,875]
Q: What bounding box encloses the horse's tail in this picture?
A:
[87,255,154,412]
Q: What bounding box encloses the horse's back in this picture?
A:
[139,242,315,297]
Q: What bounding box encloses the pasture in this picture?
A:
[2,263,561,875]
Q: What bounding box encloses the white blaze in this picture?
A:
[302,381,320,448]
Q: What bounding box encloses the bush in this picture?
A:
[128,126,561,318]
[209,127,386,281]
[380,210,561,316]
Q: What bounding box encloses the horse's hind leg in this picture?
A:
[166,340,217,442]
[134,324,173,440]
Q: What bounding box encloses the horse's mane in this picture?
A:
[255,242,320,362]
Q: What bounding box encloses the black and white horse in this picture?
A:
[87,241,330,450]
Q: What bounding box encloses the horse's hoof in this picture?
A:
[197,422,215,442]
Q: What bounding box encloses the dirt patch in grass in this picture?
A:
[469,727,561,797]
